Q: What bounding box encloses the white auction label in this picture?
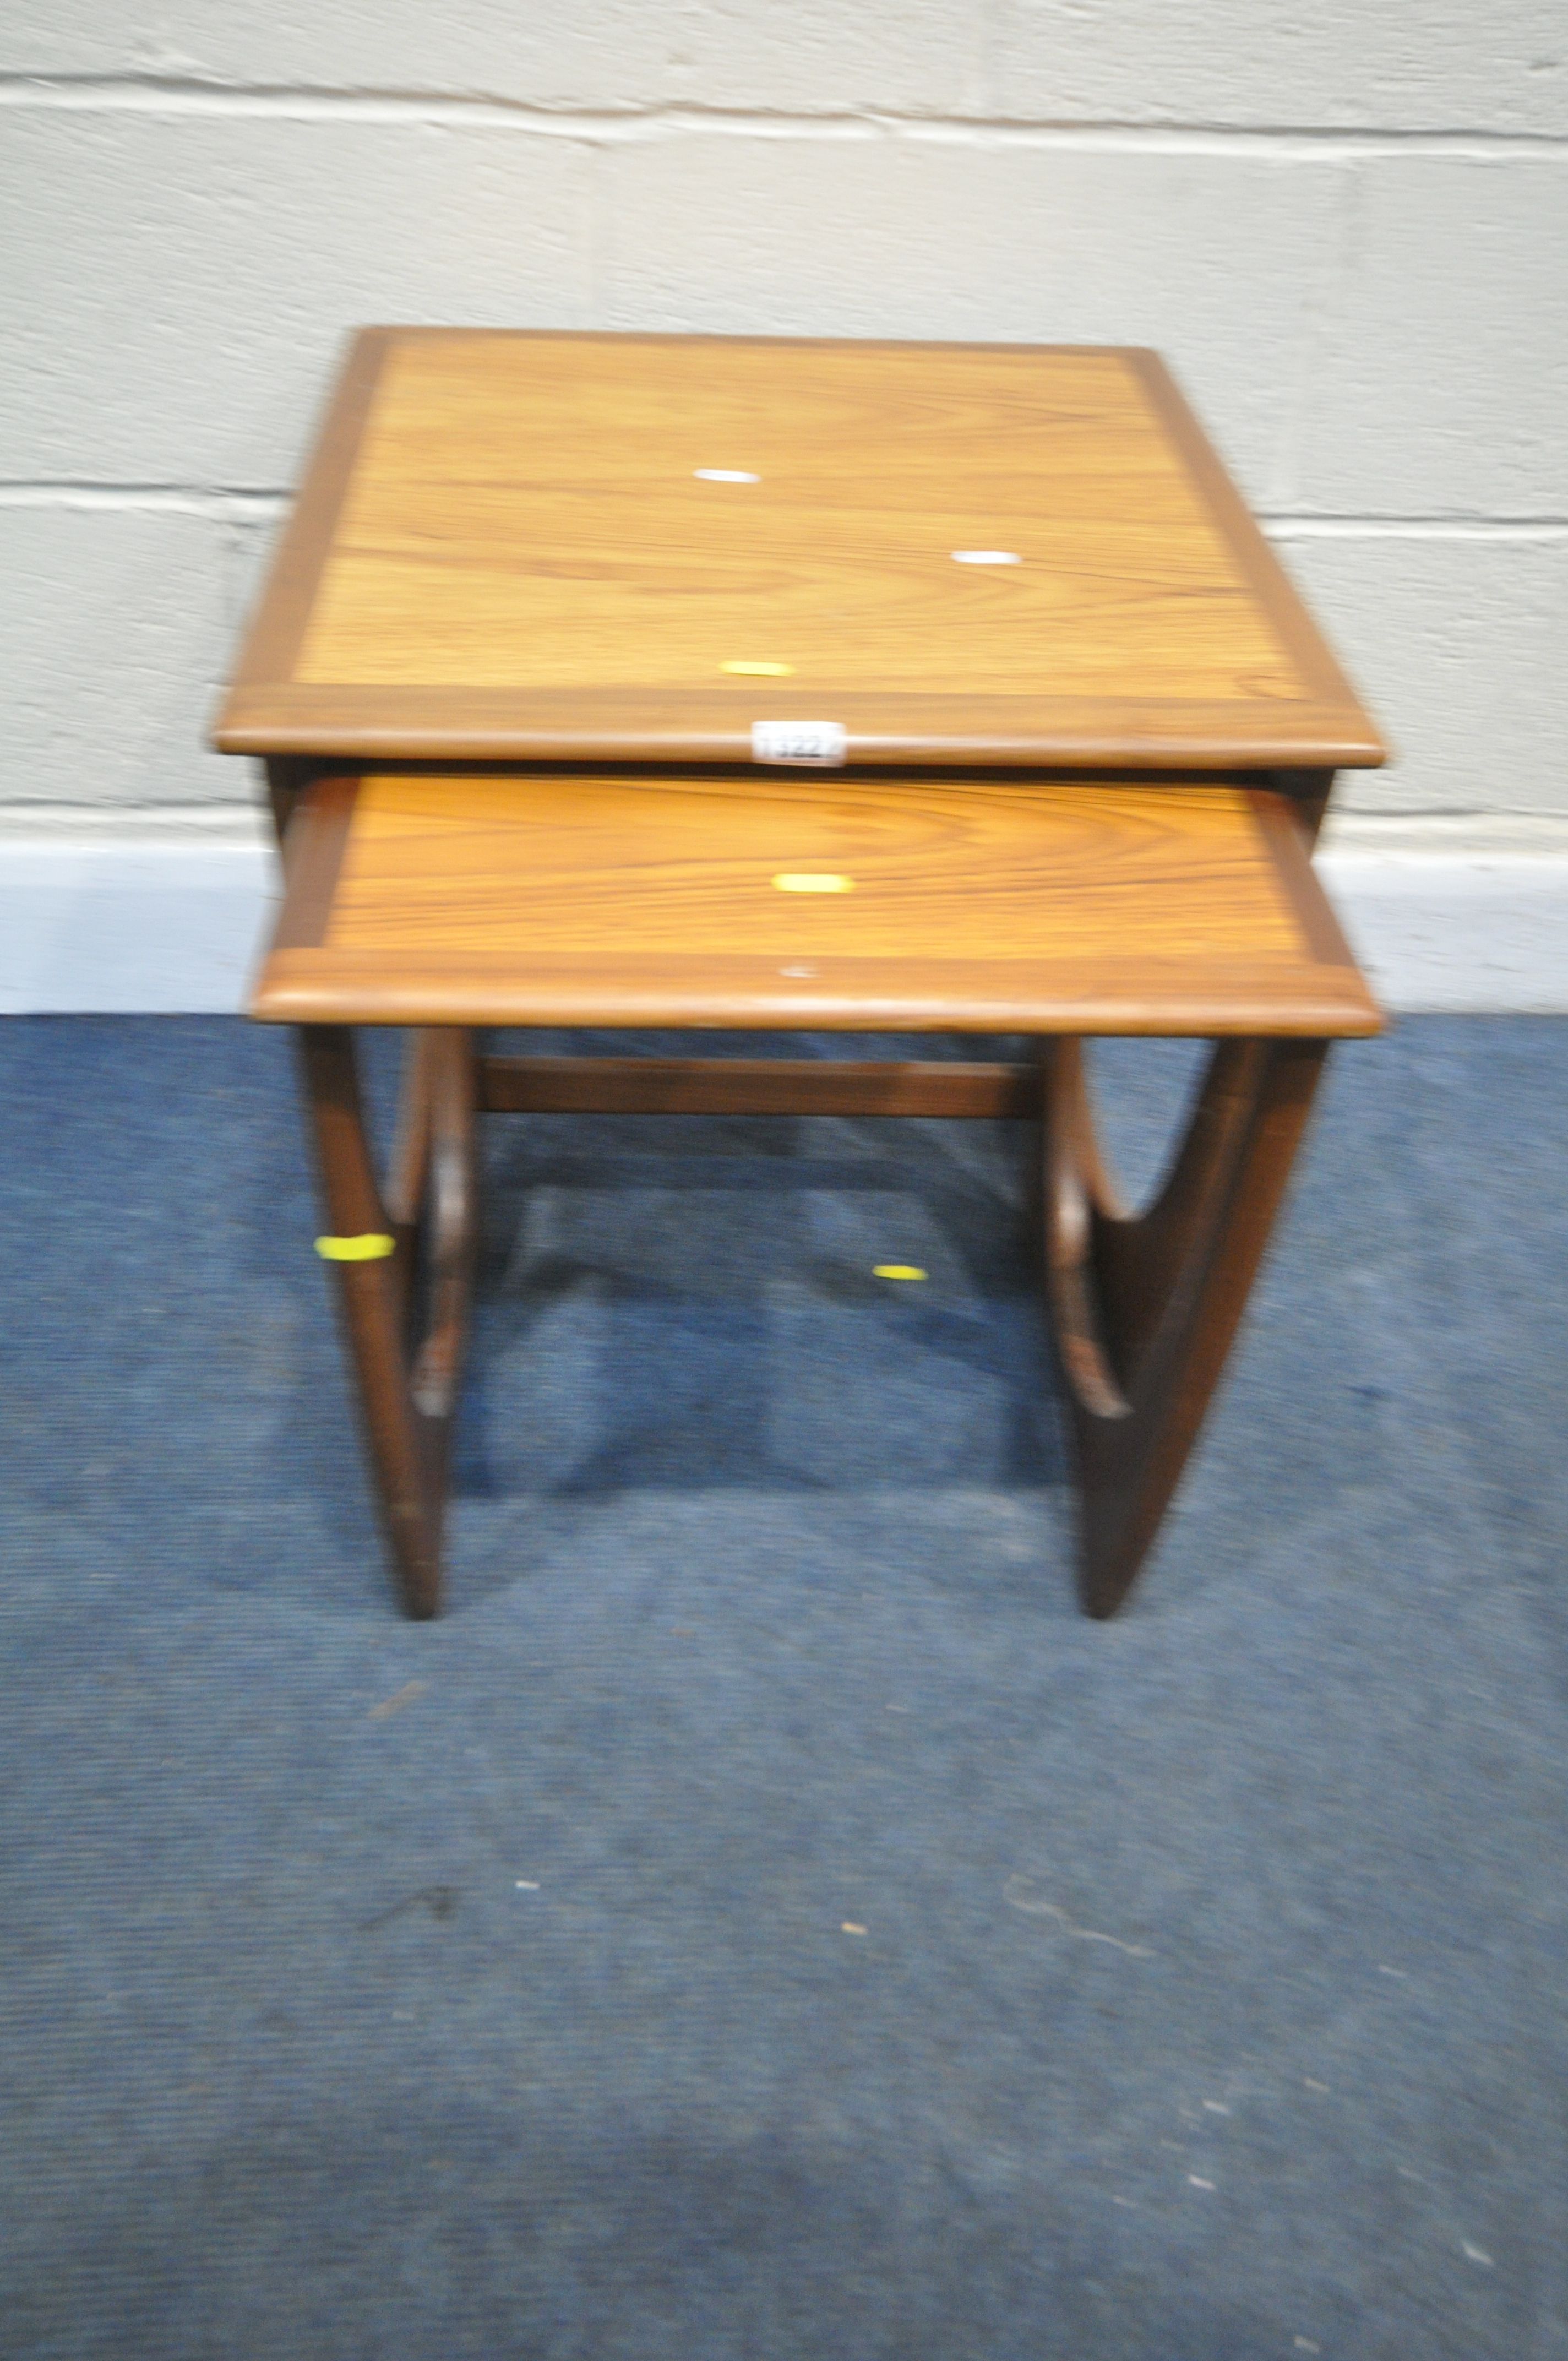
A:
[751,719,847,768]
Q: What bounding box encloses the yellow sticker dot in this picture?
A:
[722,660,794,676]
[874,1265,928,1281]
[315,1233,396,1263]
[772,872,853,893]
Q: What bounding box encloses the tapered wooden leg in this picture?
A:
[299,1024,477,1618]
[1042,1035,1329,1618]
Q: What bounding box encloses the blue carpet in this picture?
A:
[1,1016,1565,2359]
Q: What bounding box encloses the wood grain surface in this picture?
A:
[251,769,1382,1036]
[217,331,1384,771]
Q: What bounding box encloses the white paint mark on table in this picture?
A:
[1188,2175,1216,2191]
[1462,2243,1494,2267]
[1304,2079,1331,2093]
[694,469,760,483]
[1378,1964,1410,1979]
[515,1880,541,1891]
[951,549,1022,564]
[1294,2340,1321,2353]
[1202,2101,1231,2114]
[841,1922,868,1936]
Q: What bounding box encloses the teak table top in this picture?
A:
[251,770,1381,1037]
[216,330,1384,774]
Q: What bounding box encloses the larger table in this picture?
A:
[217,330,1386,1617]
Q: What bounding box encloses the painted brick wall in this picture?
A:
[2,6,1564,840]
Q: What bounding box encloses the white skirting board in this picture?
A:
[1,832,1565,1016]
[1317,851,1568,1015]
[0,836,282,1016]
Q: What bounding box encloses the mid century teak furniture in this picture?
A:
[216,329,1386,1619]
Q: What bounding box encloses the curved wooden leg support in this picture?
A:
[410,1028,478,1433]
[384,1027,436,1263]
[1042,1035,1329,1619]
[300,1024,478,1618]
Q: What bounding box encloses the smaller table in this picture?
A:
[251,768,1379,1618]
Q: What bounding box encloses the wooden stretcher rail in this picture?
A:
[477,1053,1041,1120]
